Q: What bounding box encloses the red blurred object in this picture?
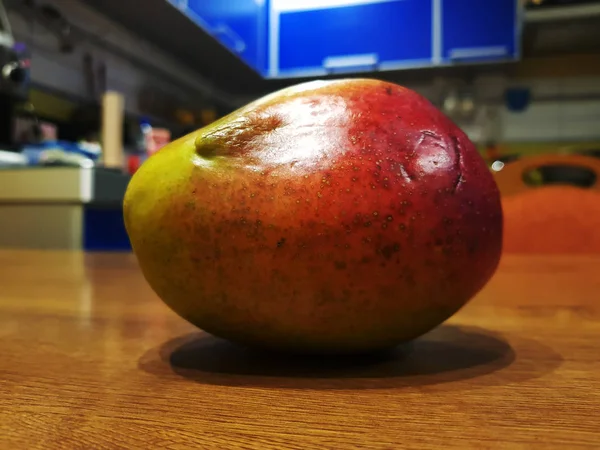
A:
[127,154,141,175]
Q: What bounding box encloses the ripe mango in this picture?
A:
[124,79,502,354]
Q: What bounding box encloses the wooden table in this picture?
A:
[1,250,599,449]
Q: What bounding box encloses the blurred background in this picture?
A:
[0,0,598,252]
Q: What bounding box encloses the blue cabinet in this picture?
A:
[441,0,520,62]
[167,0,521,79]
[183,0,268,74]
[272,0,433,78]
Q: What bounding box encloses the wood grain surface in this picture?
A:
[1,250,599,449]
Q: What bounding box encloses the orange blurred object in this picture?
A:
[502,186,600,254]
[200,108,217,125]
[494,154,600,254]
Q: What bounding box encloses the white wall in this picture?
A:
[501,77,600,142]
[405,74,600,144]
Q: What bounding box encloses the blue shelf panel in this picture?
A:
[441,0,520,63]
[177,0,269,75]
[83,207,132,252]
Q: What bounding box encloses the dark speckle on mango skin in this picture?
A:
[124,78,503,354]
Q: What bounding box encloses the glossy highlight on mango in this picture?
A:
[124,79,503,354]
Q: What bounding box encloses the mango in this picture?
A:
[124,79,502,354]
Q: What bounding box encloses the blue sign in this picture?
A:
[169,0,521,79]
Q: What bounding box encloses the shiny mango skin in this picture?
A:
[124,79,502,354]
